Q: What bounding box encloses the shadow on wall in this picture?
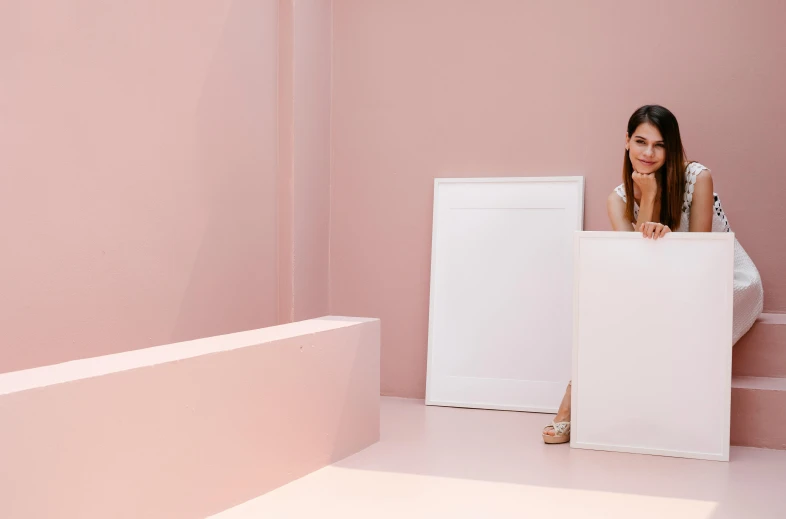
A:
[169,0,278,343]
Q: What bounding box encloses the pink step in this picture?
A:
[0,316,380,519]
[730,314,786,450]
[732,313,786,378]
[731,376,786,450]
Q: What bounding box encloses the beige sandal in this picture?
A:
[542,421,570,444]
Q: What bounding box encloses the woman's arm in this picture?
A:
[607,192,635,231]
[634,195,657,231]
[608,190,669,238]
[689,169,714,232]
[631,171,658,231]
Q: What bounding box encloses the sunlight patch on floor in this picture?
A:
[212,465,717,519]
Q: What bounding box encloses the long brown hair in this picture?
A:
[623,105,687,230]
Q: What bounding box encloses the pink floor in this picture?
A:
[214,397,786,518]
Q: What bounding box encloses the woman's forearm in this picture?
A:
[634,195,657,230]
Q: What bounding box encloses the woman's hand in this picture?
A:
[639,222,670,239]
[632,170,658,201]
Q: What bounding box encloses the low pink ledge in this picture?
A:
[0,316,380,519]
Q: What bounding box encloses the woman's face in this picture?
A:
[626,122,666,174]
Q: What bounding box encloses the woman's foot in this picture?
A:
[542,421,570,444]
[542,382,571,444]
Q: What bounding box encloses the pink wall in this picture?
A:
[278,0,296,323]
[278,0,332,323]
[0,1,280,373]
[329,0,786,397]
[3,0,783,401]
[293,0,332,321]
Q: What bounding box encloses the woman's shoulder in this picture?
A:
[685,161,711,177]
[682,161,715,212]
[612,183,626,201]
[684,161,713,189]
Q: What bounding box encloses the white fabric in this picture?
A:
[614,162,764,345]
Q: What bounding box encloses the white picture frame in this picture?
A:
[425,176,584,412]
[570,231,734,461]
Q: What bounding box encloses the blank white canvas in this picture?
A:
[426,177,584,412]
[571,232,734,461]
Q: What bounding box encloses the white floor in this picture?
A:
[213,397,786,518]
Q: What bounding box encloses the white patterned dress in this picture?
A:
[614,162,764,345]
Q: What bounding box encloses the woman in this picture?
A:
[542,104,764,444]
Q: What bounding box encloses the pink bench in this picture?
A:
[0,316,380,518]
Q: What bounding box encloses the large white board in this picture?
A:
[571,231,734,461]
[426,177,584,412]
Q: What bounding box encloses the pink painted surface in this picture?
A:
[329,0,786,398]
[293,0,332,321]
[731,377,786,450]
[213,397,786,518]
[729,314,786,450]
[278,0,296,323]
[733,314,786,378]
[0,317,380,519]
[277,0,332,323]
[0,1,279,373]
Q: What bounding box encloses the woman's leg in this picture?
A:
[543,381,571,437]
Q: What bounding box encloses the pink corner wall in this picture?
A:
[328,0,786,397]
[293,0,332,321]
[277,0,296,323]
[0,1,280,373]
[278,0,332,323]
[3,0,783,403]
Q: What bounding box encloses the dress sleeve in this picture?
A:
[614,183,627,202]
